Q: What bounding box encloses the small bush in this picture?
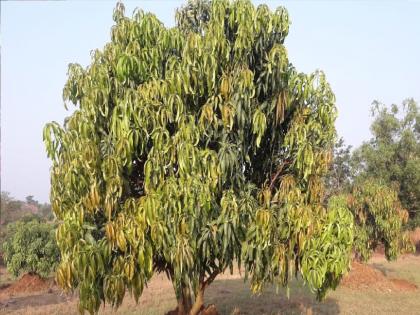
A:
[2,219,60,278]
[347,179,413,261]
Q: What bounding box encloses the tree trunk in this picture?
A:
[177,286,193,315]
[176,286,204,315]
[190,289,204,315]
[174,271,219,315]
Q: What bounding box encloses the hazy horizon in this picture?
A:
[1,1,420,203]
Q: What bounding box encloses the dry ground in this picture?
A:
[1,254,420,315]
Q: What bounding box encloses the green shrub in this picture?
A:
[2,219,60,278]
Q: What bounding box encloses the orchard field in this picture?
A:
[1,1,420,315]
[1,247,420,315]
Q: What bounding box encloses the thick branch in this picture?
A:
[269,160,291,190]
[202,270,219,289]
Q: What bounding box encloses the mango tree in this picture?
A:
[344,180,413,262]
[44,1,354,314]
[2,219,59,278]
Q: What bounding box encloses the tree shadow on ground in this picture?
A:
[0,277,341,315]
[370,263,392,277]
[205,278,340,315]
[0,290,73,313]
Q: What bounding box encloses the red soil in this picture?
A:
[341,261,417,292]
[200,304,220,315]
[389,278,418,291]
[0,273,53,299]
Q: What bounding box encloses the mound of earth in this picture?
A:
[0,273,53,298]
[341,262,417,292]
[200,304,220,315]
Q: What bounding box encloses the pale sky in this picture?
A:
[1,1,420,203]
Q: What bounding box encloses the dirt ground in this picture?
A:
[1,254,420,315]
[340,260,417,291]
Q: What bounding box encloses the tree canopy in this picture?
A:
[352,99,420,219]
[2,219,59,278]
[341,180,412,262]
[44,1,355,314]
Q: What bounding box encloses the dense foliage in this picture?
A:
[44,1,355,314]
[2,219,59,278]
[342,180,413,262]
[352,99,420,219]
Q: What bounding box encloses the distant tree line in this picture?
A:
[1,192,53,226]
